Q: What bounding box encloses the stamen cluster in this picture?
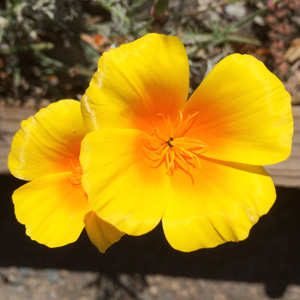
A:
[68,160,83,188]
[143,111,207,182]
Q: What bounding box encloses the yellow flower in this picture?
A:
[8,100,124,252]
[80,34,293,252]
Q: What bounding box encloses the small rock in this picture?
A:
[19,267,32,277]
[44,269,59,283]
[23,98,36,108]
[225,2,247,19]
[39,98,51,109]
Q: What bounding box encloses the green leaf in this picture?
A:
[226,34,261,46]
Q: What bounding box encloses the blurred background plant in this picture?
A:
[0,0,300,106]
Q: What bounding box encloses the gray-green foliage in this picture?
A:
[0,0,155,100]
[0,0,85,98]
[0,0,285,101]
[95,0,153,40]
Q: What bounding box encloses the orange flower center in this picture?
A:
[143,111,207,181]
[68,160,83,188]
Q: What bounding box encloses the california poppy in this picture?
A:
[9,100,123,252]
[80,34,293,252]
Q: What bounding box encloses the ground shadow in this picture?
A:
[1,175,299,298]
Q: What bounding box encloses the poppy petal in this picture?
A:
[81,33,189,132]
[8,100,87,181]
[184,54,293,165]
[84,211,125,253]
[80,128,170,236]
[12,172,90,247]
[162,157,275,252]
